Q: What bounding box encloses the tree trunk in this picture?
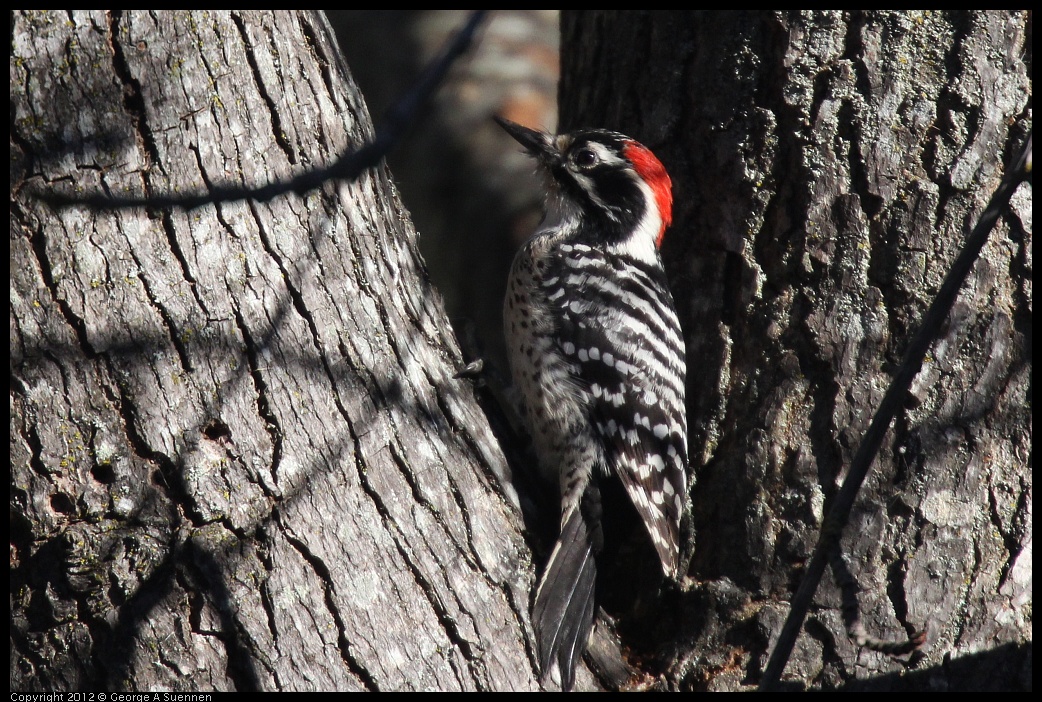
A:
[560,10,1031,690]
[11,10,535,692]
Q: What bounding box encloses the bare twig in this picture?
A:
[759,130,1032,691]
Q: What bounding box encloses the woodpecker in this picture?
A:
[496,117,688,690]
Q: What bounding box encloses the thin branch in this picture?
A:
[758,130,1032,691]
[36,11,487,211]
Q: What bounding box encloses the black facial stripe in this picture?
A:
[549,165,647,245]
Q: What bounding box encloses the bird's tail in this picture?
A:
[532,486,603,691]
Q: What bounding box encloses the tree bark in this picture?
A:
[11,10,535,692]
[560,10,1031,690]
[10,10,1032,694]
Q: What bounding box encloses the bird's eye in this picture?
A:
[573,149,597,168]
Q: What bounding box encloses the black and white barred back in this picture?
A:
[497,117,688,690]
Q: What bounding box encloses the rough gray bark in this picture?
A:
[560,10,1031,691]
[11,10,535,692]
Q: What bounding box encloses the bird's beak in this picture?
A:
[494,116,555,159]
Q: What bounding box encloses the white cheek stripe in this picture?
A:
[603,175,661,265]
